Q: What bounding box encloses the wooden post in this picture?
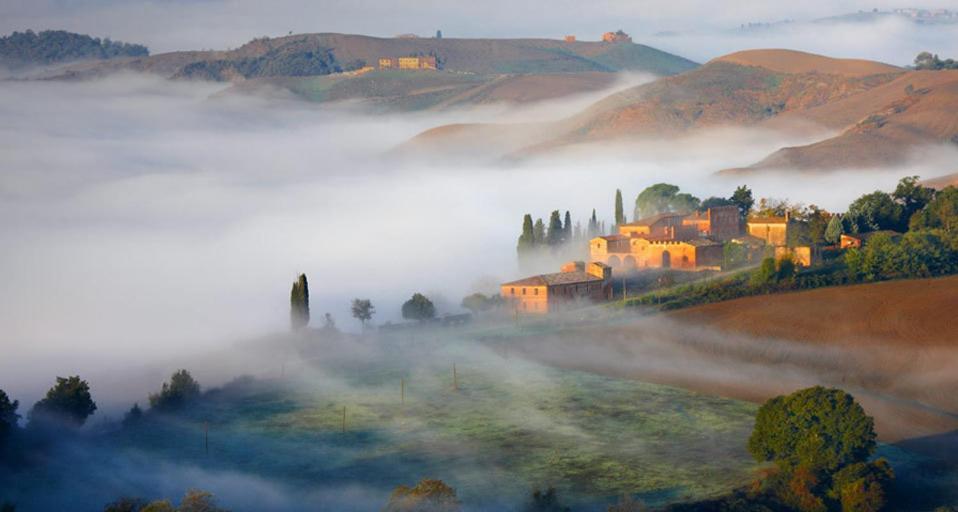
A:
[453,363,459,391]
[342,406,346,433]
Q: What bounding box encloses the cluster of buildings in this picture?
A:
[562,31,632,44]
[377,56,438,71]
[502,206,818,314]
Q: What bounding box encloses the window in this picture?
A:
[522,288,526,295]
[534,288,538,295]
[510,287,515,295]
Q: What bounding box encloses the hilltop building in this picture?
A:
[747,214,790,246]
[378,56,438,70]
[589,206,738,271]
[501,261,612,314]
[602,30,632,43]
[564,35,577,42]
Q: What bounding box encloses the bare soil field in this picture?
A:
[504,276,958,443]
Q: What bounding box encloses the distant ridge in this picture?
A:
[711,49,901,77]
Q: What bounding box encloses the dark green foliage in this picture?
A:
[533,218,546,244]
[0,30,148,67]
[290,273,310,331]
[615,189,626,226]
[518,214,536,253]
[149,370,201,412]
[845,230,957,281]
[547,210,564,245]
[723,242,748,270]
[731,185,755,218]
[564,211,573,239]
[177,489,229,512]
[701,196,736,210]
[633,183,700,220]
[402,293,436,321]
[1,503,14,512]
[893,176,935,222]
[0,389,19,445]
[384,479,460,512]
[824,215,844,244]
[750,257,794,286]
[588,209,600,237]
[177,42,343,81]
[910,186,958,233]
[122,403,143,428]
[28,376,97,428]
[748,387,876,473]
[914,51,958,70]
[827,459,893,511]
[351,298,375,327]
[846,191,904,233]
[103,497,148,512]
[524,488,570,512]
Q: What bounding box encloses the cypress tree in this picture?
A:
[547,210,564,245]
[517,214,535,254]
[563,211,572,241]
[533,218,546,245]
[290,273,310,331]
[615,189,625,226]
[825,214,844,244]
[588,209,598,237]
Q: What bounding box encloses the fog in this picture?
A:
[2,71,956,408]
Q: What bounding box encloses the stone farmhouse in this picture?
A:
[500,261,612,314]
[378,56,437,70]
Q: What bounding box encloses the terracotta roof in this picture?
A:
[748,216,787,224]
[598,234,628,241]
[685,238,722,247]
[623,212,687,227]
[502,271,604,287]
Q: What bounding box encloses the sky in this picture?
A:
[2,0,958,63]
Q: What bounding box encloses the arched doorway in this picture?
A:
[608,255,622,267]
[623,255,636,269]
[661,250,671,268]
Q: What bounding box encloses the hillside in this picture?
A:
[509,276,958,442]
[410,49,958,172]
[0,29,148,69]
[924,172,958,189]
[41,32,697,81]
[224,70,622,112]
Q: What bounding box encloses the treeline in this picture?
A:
[176,39,364,81]
[516,209,601,270]
[914,51,958,70]
[0,30,148,67]
[630,177,958,310]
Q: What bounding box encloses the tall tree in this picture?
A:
[402,293,436,322]
[633,183,700,220]
[517,214,535,254]
[29,376,97,427]
[563,211,572,240]
[0,389,19,447]
[910,185,958,233]
[614,189,626,226]
[533,218,546,245]
[730,185,755,218]
[290,273,310,331]
[825,214,844,244]
[351,299,375,328]
[588,209,599,237]
[546,210,564,246]
[893,175,936,223]
[846,191,904,233]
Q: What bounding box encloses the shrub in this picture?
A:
[28,376,97,428]
[384,479,460,512]
[149,370,200,412]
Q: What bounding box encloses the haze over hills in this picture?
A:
[409,48,958,173]
[26,31,697,110]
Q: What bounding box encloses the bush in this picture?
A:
[149,370,200,412]
[402,293,436,322]
[28,376,97,428]
[384,479,460,512]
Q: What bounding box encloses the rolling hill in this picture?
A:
[37,32,697,110]
[408,49,958,172]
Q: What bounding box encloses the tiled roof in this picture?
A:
[503,271,604,287]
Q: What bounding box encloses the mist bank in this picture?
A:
[1,71,952,405]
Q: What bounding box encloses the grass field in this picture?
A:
[4,329,763,510]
